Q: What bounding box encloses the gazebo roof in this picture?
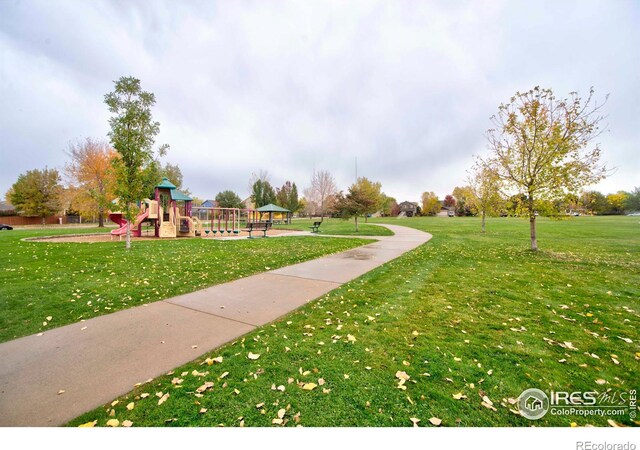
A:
[256,203,290,213]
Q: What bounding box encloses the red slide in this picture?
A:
[109,209,149,236]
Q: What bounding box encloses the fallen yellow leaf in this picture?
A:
[78,420,97,428]
[395,371,410,381]
[106,419,119,427]
[158,393,170,405]
[429,417,442,426]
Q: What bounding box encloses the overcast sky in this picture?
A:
[1,0,638,203]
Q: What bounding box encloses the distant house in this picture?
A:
[242,197,255,210]
[437,200,454,217]
[0,201,15,215]
[398,201,418,217]
[201,199,217,208]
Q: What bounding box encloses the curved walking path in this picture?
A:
[0,224,431,426]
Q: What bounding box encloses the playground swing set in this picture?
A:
[108,177,279,239]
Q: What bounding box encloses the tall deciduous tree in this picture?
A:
[467,163,504,233]
[65,138,116,227]
[161,163,184,191]
[452,186,475,216]
[105,76,168,249]
[352,177,382,222]
[624,187,640,212]
[334,179,379,232]
[215,190,244,209]
[420,192,440,216]
[379,193,397,216]
[305,170,337,219]
[9,168,62,225]
[443,194,456,209]
[485,86,607,250]
[606,191,629,215]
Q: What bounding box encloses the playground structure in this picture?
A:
[108,177,284,239]
[192,207,266,237]
[109,178,203,239]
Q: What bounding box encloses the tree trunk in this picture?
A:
[125,221,131,250]
[365,214,368,223]
[98,208,104,228]
[354,215,359,232]
[42,216,46,226]
[481,210,486,233]
[528,194,537,251]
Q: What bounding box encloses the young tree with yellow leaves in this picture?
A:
[420,192,440,216]
[467,162,503,233]
[485,86,607,250]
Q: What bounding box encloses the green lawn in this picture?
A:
[274,218,394,236]
[68,216,639,427]
[0,228,371,343]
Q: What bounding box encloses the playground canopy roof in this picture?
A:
[156,177,177,189]
[256,203,290,213]
[170,190,192,202]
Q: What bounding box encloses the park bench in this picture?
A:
[309,221,322,233]
[243,221,271,238]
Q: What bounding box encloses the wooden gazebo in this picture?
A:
[256,204,291,224]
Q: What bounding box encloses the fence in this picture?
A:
[0,215,68,226]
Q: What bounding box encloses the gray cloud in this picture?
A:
[1,0,638,204]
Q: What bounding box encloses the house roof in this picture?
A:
[0,201,15,212]
[256,203,290,213]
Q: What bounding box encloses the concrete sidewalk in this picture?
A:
[0,224,431,426]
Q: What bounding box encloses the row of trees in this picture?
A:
[423,185,639,223]
[6,141,187,228]
[247,171,300,212]
[242,169,395,230]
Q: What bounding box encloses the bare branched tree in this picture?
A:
[306,170,337,219]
